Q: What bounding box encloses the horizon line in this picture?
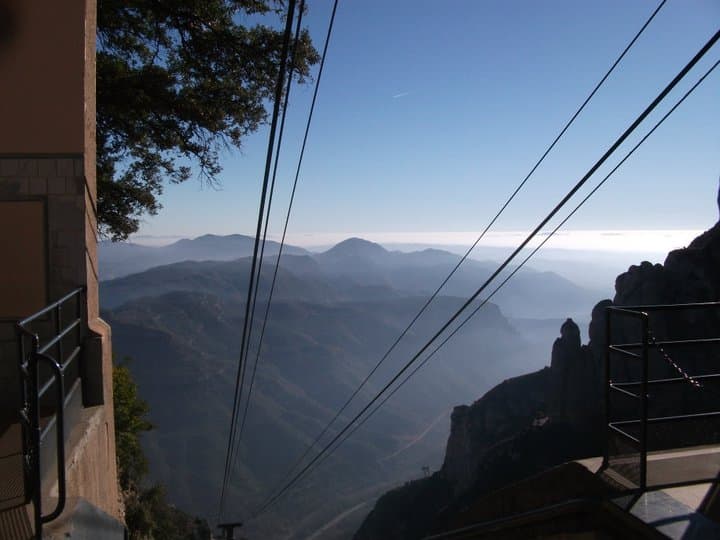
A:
[125,228,709,253]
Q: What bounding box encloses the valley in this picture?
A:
[100,234,605,538]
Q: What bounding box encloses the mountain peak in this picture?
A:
[324,237,388,257]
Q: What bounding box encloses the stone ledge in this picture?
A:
[43,497,125,540]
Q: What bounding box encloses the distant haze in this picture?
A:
[126,229,701,292]
[131,229,702,253]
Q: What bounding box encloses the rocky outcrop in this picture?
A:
[442,369,551,497]
[442,314,605,504]
[610,223,720,382]
[355,219,720,540]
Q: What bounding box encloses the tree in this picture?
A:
[114,361,211,539]
[113,362,153,492]
[97,0,320,240]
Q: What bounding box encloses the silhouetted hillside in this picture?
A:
[101,236,602,538]
[355,220,720,540]
[105,288,537,538]
[99,233,309,279]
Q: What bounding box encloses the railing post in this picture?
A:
[36,353,66,524]
[77,288,87,407]
[603,307,612,469]
[640,313,649,491]
[17,327,32,506]
[28,336,43,540]
[56,303,64,367]
[77,288,84,345]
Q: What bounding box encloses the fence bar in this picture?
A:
[610,301,720,312]
[36,346,81,400]
[608,423,641,444]
[614,373,720,388]
[604,301,720,494]
[607,307,649,318]
[608,345,641,359]
[604,307,612,469]
[612,337,720,349]
[17,288,84,327]
[609,384,640,399]
[38,319,81,356]
[16,288,85,539]
[640,315,649,491]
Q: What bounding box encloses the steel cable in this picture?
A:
[256,0,669,511]
[251,31,720,518]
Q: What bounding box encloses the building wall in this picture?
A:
[0,0,122,528]
[0,0,86,153]
[0,157,86,431]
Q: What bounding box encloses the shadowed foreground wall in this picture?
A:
[0,0,122,533]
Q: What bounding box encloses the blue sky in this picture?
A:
[133,0,720,249]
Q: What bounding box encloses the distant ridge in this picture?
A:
[99,233,309,279]
[101,235,597,319]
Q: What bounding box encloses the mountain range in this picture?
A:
[354,219,720,539]
[100,234,605,538]
[99,233,309,280]
[101,235,600,319]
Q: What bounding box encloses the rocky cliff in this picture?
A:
[355,220,720,540]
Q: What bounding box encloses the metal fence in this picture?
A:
[16,287,85,539]
[604,301,720,491]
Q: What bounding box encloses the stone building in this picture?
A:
[0,0,123,537]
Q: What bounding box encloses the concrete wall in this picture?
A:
[0,0,123,531]
[0,156,88,427]
[0,156,87,314]
[0,0,86,153]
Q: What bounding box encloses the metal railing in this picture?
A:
[604,301,720,491]
[16,288,85,539]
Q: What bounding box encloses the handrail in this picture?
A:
[611,410,720,426]
[15,288,85,539]
[609,345,641,359]
[609,384,639,400]
[37,319,81,356]
[612,337,720,349]
[605,301,720,492]
[608,301,720,312]
[606,306,648,318]
[17,287,84,327]
[608,423,640,444]
[613,373,720,388]
[36,346,81,400]
[34,353,66,524]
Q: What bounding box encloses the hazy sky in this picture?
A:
[132,0,720,249]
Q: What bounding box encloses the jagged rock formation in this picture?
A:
[355,220,720,540]
[443,368,552,498]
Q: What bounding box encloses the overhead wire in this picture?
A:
[218,0,298,519]
[236,0,339,455]
[233,0,308,464]
[222,0,340,520]
[254,0,668,512]
[307,56,720,478]
[251,29,720,518]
